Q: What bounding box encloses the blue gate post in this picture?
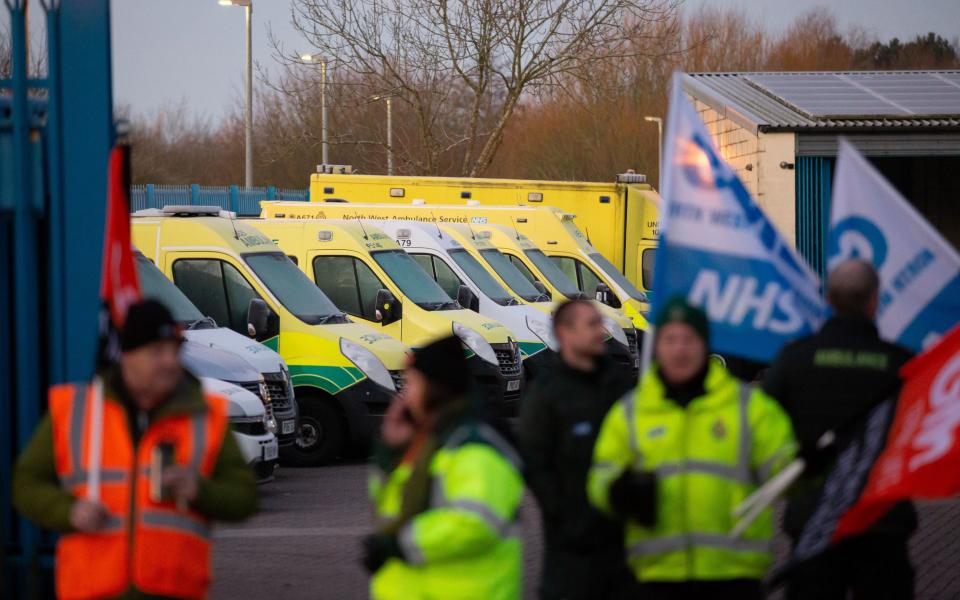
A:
[267,185,276,200]
[7,4,44,594]
[191,183,200,206]
[230,185,239,214]
[146,183,156,209]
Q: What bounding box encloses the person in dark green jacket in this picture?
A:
[519,299,638,600]
[13,300,258,600]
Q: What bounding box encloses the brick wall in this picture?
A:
[690,96,797,245]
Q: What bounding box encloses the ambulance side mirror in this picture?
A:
[595,282,614,306]
[247,298,278,341]
[456,285,479,312]
[374,289,400,325]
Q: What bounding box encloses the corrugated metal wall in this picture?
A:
[795,156,835,282]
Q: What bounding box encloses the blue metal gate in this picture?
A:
[795,156,835,282]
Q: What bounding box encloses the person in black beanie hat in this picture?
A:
[11,299,257,600]
[362,336,525,599]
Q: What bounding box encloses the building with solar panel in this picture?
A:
[682,71,960,275]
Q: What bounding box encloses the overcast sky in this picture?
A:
[107,0,960,122]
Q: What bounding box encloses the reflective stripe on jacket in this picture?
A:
[587,362,796,582]
[49,382,229,600]
[369,421,524,600]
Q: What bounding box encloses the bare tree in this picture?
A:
[283,0,677,176]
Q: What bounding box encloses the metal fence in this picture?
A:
[131,184,310,216]
[795,156,835,283]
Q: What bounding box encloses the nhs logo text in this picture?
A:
[689,270,804,335]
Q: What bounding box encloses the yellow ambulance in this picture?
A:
[132,206,409,466]
[261,201,649,326]
[246,219,525,414]
[305,172,659,291]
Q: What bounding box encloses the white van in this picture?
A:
[201,378,279,482]
[376,220,558,380]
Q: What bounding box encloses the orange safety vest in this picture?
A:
[49,382,228,600]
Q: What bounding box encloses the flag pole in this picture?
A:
[87,375,105,501]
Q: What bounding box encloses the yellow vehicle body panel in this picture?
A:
[304,173,660,291]
[247,219,515,349]
[131,215,409,396]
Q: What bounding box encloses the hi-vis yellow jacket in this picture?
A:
[369,420,524,600]
[588,362,796,582]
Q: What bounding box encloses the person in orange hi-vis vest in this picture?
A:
[13,300,258,600]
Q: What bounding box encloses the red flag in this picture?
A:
[97,145,141,365]
[834,324,960,540]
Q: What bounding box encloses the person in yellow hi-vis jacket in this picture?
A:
[588,298,796,600]
[362,335,524,600]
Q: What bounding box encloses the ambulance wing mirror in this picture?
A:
[595,282,614,306]
[456,284,479,312]
[532,280,551,301]
[247,298,278,341]
[375,289,400,325]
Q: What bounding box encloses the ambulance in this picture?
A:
[132,206,410,466]
[246,219,525,413]
[260,201,649,327]
[305,172,660,291]
[136,249,299,453]
[258,201,642,377]
[375,220,557,380]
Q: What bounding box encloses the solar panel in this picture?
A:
[744,72,960,119]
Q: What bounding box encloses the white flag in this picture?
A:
[829,139,960,351]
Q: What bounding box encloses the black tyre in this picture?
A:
[282,398,345,466]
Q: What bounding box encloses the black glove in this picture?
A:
[609,470,657,527]
[361,533,403,573]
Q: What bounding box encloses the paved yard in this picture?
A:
[212,464,959,599]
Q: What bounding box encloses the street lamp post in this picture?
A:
[644,116,663,189]
[371,94,394,176]
[220,0,253,188]
[300,54,329,167]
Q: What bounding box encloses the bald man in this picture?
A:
[763,259,916,600]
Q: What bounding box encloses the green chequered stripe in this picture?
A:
[261,336,280,352]
[518,341,547,358]
[289,364,366,395]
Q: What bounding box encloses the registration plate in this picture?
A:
[262,442,279,462]
[281,420,296,435]
[507,380,521,392]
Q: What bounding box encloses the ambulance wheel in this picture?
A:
[285,397,345,466]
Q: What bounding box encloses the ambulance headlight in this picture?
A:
[526,316,557,352]
[602,315,629,347]
[340,339,395,391]
[452,322,498,365]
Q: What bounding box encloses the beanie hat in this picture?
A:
[121,300,183,352]
[410,335,470,396]
[654,297,710,344]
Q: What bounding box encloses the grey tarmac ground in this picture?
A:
[211,464,959,600]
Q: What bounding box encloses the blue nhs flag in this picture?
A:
[829,139,960,351]
[651,78,826,362]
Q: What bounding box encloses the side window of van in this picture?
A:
[507,255,537,285]
[312,256,387,322]
[548,256,611,304]
[409,253,462,299]
[172,258,264,334]
[312,255,361,316]
[222,263,261,332]
[550,257,578,286]
[172,259,230,328]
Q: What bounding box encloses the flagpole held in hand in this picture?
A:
[87,375,105,502]
[730,458,805,538]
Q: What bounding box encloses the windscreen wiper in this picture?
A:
[185,316,217,330]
